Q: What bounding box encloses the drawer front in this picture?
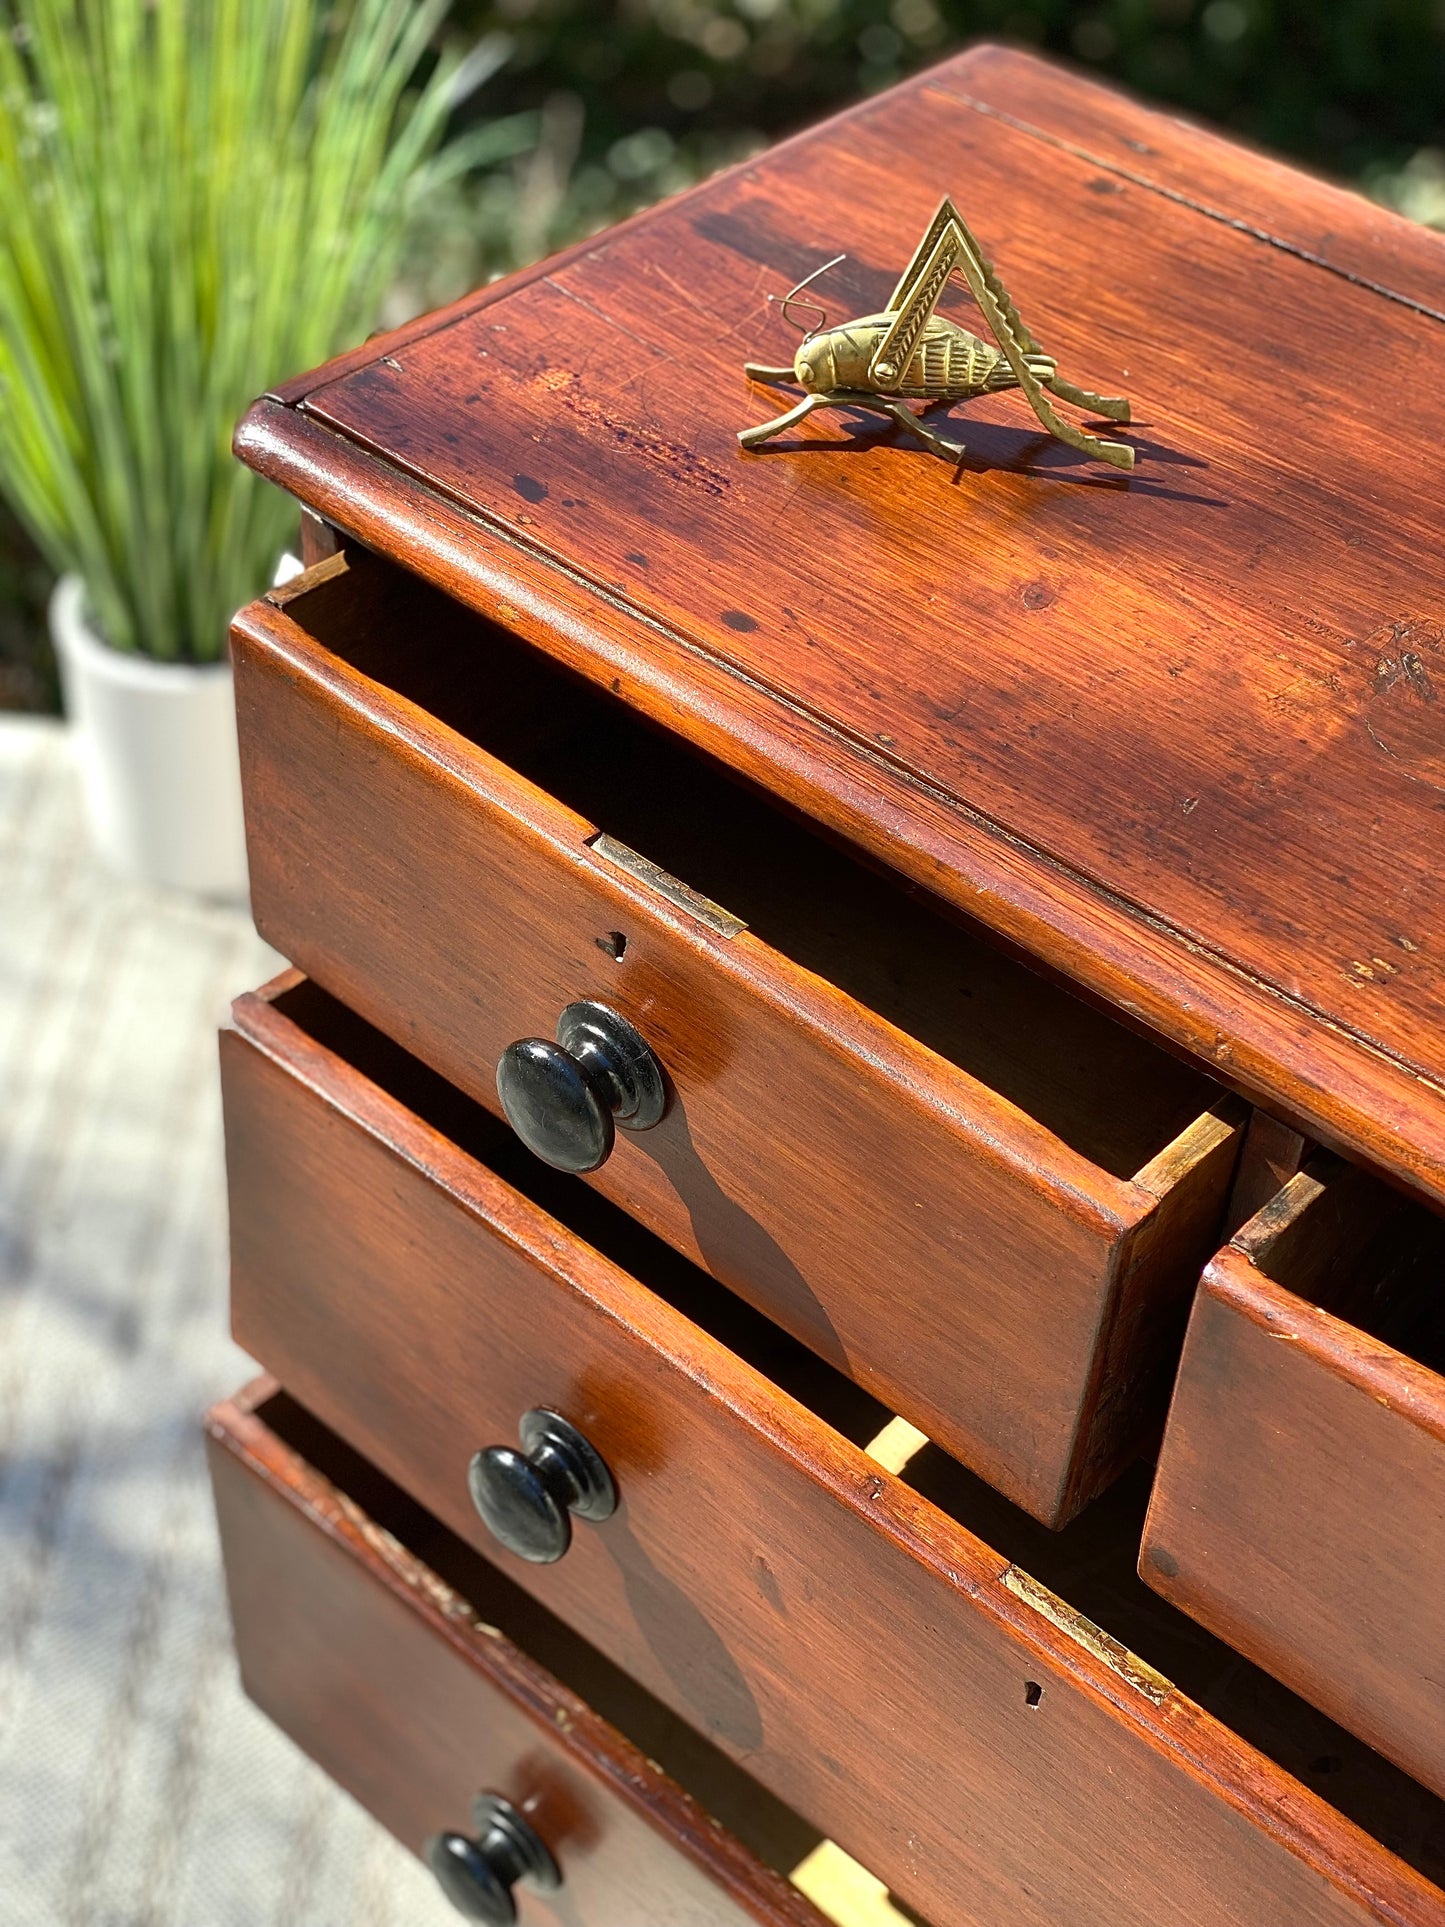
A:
[231,555,1241,1526]
[1143,1161,1445,1801]
[221,979,1445,1927]
[207,1378,825,1927]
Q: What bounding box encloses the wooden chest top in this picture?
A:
[236,44,1445,1204]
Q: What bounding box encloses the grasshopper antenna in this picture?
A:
[772,253,846,335]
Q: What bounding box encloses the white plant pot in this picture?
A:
[49,574,249,899]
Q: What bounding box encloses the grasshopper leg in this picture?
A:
[1043,374,1131,423]
[870,396,966,463]
[738,391,827,449]
[743,363,799,386]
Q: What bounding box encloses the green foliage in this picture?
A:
[453,0,1445,174]
[1368,145,1445,228]
[0,0,528,660]
[0,497,52,708]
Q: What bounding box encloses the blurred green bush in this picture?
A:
[453,0,1445,175]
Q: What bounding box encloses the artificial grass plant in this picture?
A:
[0,0,527,660]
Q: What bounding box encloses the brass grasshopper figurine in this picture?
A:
[740,196,1134,470]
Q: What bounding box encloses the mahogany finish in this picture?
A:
[234,45,1445,1209]
[215,48,1445,1926]
[207,1378,829,1927]
[1143,1157,1445,1801]
[231,550,1239,1526]
[219,975,1445,1927]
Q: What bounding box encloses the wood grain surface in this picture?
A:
[1143,1158,1445,1801]
[207,1377,830,1927]
[219,975,1445,1927]
[232,551,1241,1525]
[934,44,1445,318]
[233,44,1445,1210]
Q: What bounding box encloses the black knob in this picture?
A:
[425,1794,561,1922]
[468,1408,617,1564]
[497,1000,666,1173]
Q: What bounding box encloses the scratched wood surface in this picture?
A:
[235,46,1445,1207]
[1143,1157,1445,1802]
[208,1379,831,1927]
[218,974,1445,1927]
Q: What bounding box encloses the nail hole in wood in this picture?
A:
[596,930,628,960]
[1024,1681,1043,1708]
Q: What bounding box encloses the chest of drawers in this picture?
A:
[210,41,1445,1927]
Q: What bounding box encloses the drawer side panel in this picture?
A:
[1143,1256,1445,1802]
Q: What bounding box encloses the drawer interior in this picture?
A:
[271,979,1445,1887]
[252,1384,927,1926]
[285,553,1216,1181]
[1235,1154,1445,1373]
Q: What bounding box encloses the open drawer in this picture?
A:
[207,1378,860,1927]
[230,548,1242,1525]
[1142,1154,1445,1800]
[220,972,1445,1927]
